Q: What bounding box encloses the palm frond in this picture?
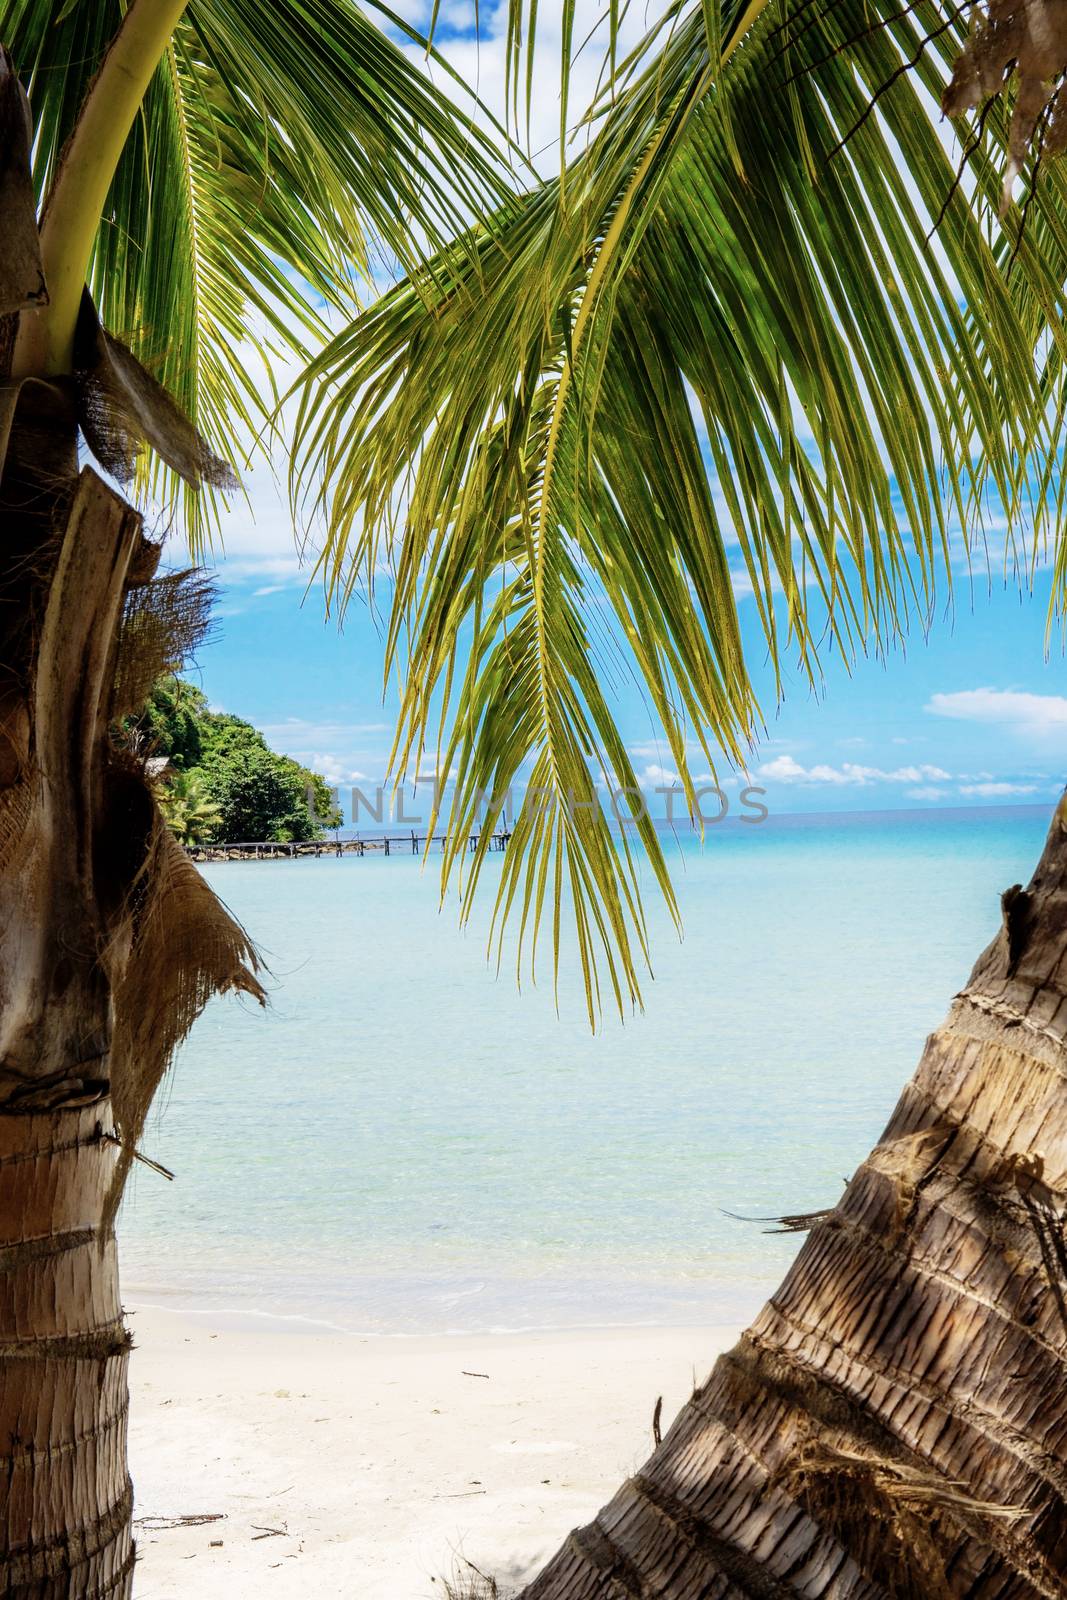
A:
[293,0,1067,1022]
[0,0,514,547]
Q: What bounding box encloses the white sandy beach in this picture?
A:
[127,1306,742,1599]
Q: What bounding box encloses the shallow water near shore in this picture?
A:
[122,804,1051,1334]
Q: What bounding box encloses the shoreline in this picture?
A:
[127,1304,742,1599]
[125,1290,764,1341]
[120,1269,772,1343]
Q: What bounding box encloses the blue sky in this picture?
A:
[181,493,1067,821]
[172,0,1067,825]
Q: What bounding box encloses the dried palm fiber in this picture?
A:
[523,794,1067,1600]
[0,381,73,696]
[0,334,259,1190]
[72,289,238,492]
[944,0,1067,208]
[0,43,42,382]
[111,566,215,723]
[102,801,265,1214]
[0,774,30,875]
[0,380,75,878]
[997,1149,1067,1334]
[0,674,29,863]
[0,46,44,318]
[0,73,254,1176]
[0,379,77,631]
[0,684,27,780]
[772,1440,1023,1600]
[97,532,259,1205]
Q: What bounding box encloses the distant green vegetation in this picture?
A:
[132,677,342,846]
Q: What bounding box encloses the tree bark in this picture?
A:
[521,801,1067,1598]
[0,1106,133,1599]
[0,351,258,1593]
[0,391,144,1599]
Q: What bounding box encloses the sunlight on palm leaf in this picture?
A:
[294,0,1067,1025]
[1,0,513,546]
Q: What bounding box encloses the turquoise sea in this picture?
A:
[121,804,1054,1335]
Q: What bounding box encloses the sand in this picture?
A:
[127,1305,742,1599]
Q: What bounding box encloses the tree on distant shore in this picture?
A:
[128,672,206,769]
[200,741,325,842]
[196,709,339,837]
[156,766,219,848]
[140,675,342,843]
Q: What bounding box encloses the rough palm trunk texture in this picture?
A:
[0,1105,132,1599]
[0,418,141,1598]
[522,801,1067,1599]
[0,385,258,1596]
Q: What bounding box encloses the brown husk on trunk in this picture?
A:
[0,96,251,1592]
[520,799,1067,1598]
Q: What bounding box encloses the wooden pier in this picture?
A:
[188,829,511,864]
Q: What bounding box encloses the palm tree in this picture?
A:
[293,3,1067,1593]
[158,766,220,848]
[0,3,511,1593]
[3,0,1066,1594]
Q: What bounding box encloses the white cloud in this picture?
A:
[926,688,1067,735]
[759,754,826,782]
[958,781,1039,796]
[729,568,767,600]
[628,738,712,765]
[759,754,952,787]
[394,2,654,184]
[640,763,681,787]
[759,743,1054,801]
[255,716,394,786]
[888,764,953,783]
[308,755,370,785]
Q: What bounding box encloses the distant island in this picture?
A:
[131,675,341,847]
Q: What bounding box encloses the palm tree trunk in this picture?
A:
[0,388,144,1599]
[522,802,1067,1598]
[1,1106,133,1599]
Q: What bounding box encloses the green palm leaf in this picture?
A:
[293,0,1067,1023]
[1,0,513,545]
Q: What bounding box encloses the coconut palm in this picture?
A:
[292,3,1067,1593]
[2,0,1067,1596]
[0,3,512,1593]
[157,766,220,848]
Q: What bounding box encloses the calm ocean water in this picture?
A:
[121,805,1053,1334]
